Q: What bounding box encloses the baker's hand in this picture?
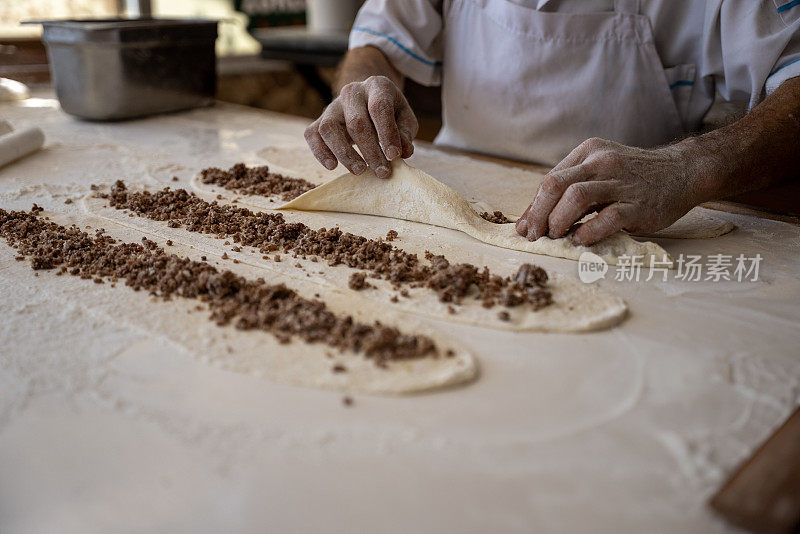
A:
[515,138,704,246]
[304,75,418,179]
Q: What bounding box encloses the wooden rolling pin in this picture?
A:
[0,127,45,168]
[710,407,800,533]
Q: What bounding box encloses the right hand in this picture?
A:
[304,75,418,179]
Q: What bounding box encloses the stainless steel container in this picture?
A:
[34,18,218,120]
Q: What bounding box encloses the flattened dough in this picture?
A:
[279,160,671,267]
[85,193,629,333]
[29,209,478,396]
[633,211,735,239]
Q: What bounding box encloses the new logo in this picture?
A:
[578,252,608,283]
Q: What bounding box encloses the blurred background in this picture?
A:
[0,0,444,140]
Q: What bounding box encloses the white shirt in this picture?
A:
[350,0,800,152]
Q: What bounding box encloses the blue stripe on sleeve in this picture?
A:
[777,0,800,13]
[770,56,800,76]
[669,80,695,89]
[352,26,443,67]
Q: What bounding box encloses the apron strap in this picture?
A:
[614,0,639,15]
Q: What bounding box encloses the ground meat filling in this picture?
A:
[199,163,316,201]
[348,272,371,291]
[0,207,439,365]
[105,182,553,311]
[479,211,513,224]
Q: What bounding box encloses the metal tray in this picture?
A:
[28,18,218,121]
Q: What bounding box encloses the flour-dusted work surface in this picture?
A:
[1,96,800,533]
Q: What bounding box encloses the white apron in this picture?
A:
[435,0,686,166]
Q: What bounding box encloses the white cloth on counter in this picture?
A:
[350,0,800,165]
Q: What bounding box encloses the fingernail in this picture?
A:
[526,227,538,241]
[385,146,400,160]
[324,159,336,170]
[352,162,366,175]
[376,165,390,178]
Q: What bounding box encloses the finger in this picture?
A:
[549,145,586,174]
[547,181,618,239]
[318,117,367,175]
[396,104,417,158]
[522,164,595,241]
[343,94,391,178]
[549,137,606,173]
[515,144,583,239]
[523,136,609,235]
[572,203,632,246]
[304,123,337,170]
[550,137,614,172]
[366,92,402,160]
[400,132,415,158]
[396,104,418,142]
[515,203,532,236]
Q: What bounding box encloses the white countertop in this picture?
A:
[1,96,799,533]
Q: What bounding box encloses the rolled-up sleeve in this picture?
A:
[702,0,800,107]
[349,0,444,86]
[766,0,800,96]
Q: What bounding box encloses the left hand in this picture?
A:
[515,137,705,246]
